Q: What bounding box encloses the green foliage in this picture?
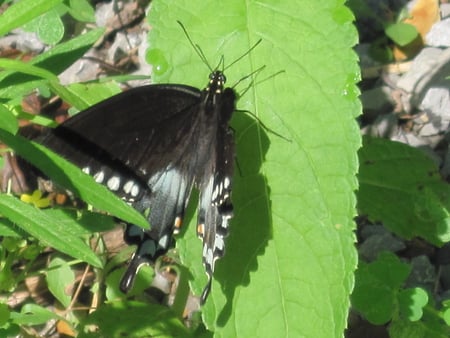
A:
[0,303,68,336]
[46,256,76,307]
[0,237,42,292]
[359,136,450,246]
[385,23,419,47]
[0,0,63,36]
[0,0,360,337]
[77,301,190,338]
[0,194,102,267]
[352,253,450,337]
[23,8,65,45]
[0,104,17,134]
[4,0,96,45]
[352,252,411,325]
[398,287,428,322]
[0,27,105,101]
[356,137,450,336]
[347,0,419,62]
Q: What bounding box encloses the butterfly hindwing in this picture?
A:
[196,87,236,303]
[120,165,195,292]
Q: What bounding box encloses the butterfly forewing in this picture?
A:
[45,85,203,181]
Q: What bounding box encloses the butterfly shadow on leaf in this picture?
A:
[215,109,272,325]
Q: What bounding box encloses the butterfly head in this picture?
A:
[207,71,227,94]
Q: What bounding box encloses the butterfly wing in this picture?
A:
[40,74,237,303]
[40,84,207,291]
[196,87,236,303]
[44,84,204,182]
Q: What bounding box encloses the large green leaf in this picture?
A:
[148,0,360,336]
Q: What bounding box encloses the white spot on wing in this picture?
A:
[131,184,140,197]
[220,215,230,231]
[94,171,104,183]
[205,247,213,268]
[107,176,120,191]
[203,244,213,267]
[212,185,218,201]
[82,167,90,175]
[223,177,231,189]
[123,180,134,194]
[215,234,224,251]
[158,234,169,249]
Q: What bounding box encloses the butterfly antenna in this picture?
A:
[232,65,266,96]
[219,55,225,72]
[255,70,286,86]
[224,39,262,71]
[236,68,286,97]
[177,20,213,72]
[235,68,289,141]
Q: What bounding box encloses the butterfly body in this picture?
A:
[40,70,236,303]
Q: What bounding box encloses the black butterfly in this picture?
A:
[30,21,266,304]
[38,62,239,304]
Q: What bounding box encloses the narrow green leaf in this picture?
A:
[43,209,116,236]
[0,218,24,237]
[0,28,104,100]
[0,0,63,36]
[13,109,57,128]
[0,104,18,134]
[48,81,94,111]
[0,58,58,81]
[0,194,102,267]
